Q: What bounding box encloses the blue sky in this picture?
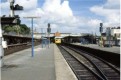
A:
[68,0,106,21]
[0,0,120,35]
[38,0,106,16]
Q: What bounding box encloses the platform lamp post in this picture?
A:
[47,23,51,48]
[23,17,40,57]
[99,23,103,47]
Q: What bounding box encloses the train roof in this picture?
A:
[55,37,63,39]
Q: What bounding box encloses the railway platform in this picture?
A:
[1,44,77,80]
[72,43,120,54]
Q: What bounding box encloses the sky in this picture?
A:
[0,0,120,35]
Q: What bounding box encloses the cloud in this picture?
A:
[14,0,75,29]
[104,0,120,9]
[0,1,9,16]
[15,0,37,10]
[0,0,103,34]
[87,19,102,27]
[42,0,61,12]
[41,0,73,22]
[19,8,44,17]
[57,0,73,17]
[34,0,82,33]
[0,1,9,9]
[1,0,119,34]
[38,0,101,33]
[90,0,120,27]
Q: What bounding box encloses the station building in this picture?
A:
[100,27,120,46]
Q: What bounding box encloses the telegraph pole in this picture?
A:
[23,17,40,57]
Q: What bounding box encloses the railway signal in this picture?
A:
[10,0,23,17]
[47,23,51,34]
[1,0,23,25]
[100,23,103,33]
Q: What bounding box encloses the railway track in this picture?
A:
[4,42,40,56]
[58,45,120,80]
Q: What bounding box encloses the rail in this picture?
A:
[63,43,120,67]
[58,44,120,80]
[58,45,104,80]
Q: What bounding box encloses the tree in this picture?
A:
[20,24,30,34]
[2,24,30,35]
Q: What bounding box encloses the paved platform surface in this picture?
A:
[72,43,120,54]
[54,44,77,80]
[1,44,77,80]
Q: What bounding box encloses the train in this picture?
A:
[55,37,62,44]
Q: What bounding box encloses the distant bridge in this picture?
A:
[33,32,90,39]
